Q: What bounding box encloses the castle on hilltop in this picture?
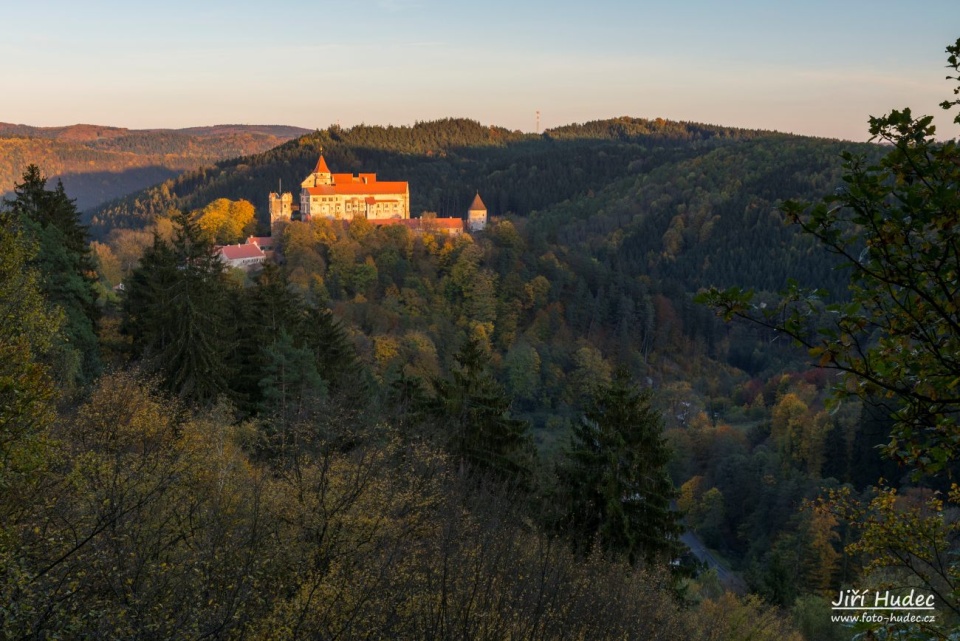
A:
[269,153,487,234]
[298,155,410,222]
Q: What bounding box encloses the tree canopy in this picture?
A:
[699,37,960,637]
[558,369,682,565]
[700,38,960,480]
[3,165,101,388]
[123,211,232,405]
[194,197,256,244]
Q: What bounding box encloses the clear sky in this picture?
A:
[2,0,958,141]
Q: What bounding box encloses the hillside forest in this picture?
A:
[3,66,960,640]
[0,123,310,212]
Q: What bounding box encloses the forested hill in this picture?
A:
[90,116,877,296]
[529,135,863,295]
[88,117,770,231]
[0,123,310,211]
[14,117,916,637]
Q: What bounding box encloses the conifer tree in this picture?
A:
[302,305,366,397]
[123,211,232,405]
[229,264,309,413]
[0,223,61,509]
[426,337,533,484]
[3,166,100,387]
[387,369,430,429]
[257,329,327,463]
[558,369,681,565]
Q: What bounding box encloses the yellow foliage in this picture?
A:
[771,392,808,464]
[373,335,400,371]
[194,198,256,244]
[401,331,440,380]
[679,475,706,519]
[90,241,121,286]
[801,505,839,594]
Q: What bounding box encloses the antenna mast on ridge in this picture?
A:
[536,110,541,134]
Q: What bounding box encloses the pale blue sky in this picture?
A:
[2,0,958,141]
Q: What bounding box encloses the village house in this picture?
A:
[217,242,266,270]
[246,235,275,251]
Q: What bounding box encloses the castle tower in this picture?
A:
[301,154,333,188]
[300,154,334,220]
[467,192,487,232]
[268,191,293,226]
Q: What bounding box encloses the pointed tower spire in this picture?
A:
[302,152,333,189]
[467,191,488,232]
[314,154,331,175]
[468,192,487,212]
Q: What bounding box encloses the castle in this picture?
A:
[269,154,487,234]
[298,155,411,221]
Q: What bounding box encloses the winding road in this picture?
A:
[680,531,748,594]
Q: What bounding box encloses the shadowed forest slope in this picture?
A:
[0,123,310,210]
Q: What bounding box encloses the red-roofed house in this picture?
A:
[246,236,275,251]
[421,217,464,236]
[300,154,410,221]
[217,243,266,270]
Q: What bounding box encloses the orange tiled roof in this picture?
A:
[313,155,331,174]
[305,157,408,195]
[305,182,408,196]
[468,192,487,211]
[426,218,465,229]
[219,244,265,260]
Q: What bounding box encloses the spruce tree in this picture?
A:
[302,305,366,399]
[427,337,533,484]
[257,329,327,464]
[123,211,231,405]
[230,264,308,414]
[3,166,100,387]
[558,369,681,565]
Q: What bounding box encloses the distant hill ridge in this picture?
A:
[0,122,310,141]
[88,116,877,297]
[86,115,810,231]
[0,123,311,211]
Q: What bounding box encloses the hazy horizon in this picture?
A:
[4,0,960,142]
